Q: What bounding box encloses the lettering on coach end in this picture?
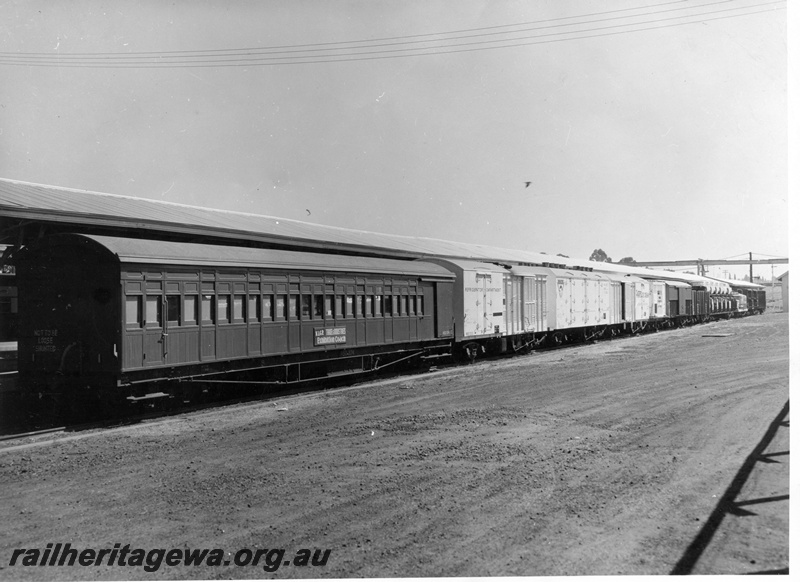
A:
[34,329,59,352]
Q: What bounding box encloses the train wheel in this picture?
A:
[463,343,480,364]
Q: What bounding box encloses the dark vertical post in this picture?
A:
[749,252,753,282]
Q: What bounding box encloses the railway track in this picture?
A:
[0,316,731,442]
[0,357,461,444]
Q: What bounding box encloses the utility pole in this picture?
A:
[749,252,753,283]
[696,260,706,276]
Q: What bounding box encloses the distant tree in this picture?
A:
[556,253,570,258]
[618,256,636,265]
[589,248,612,263]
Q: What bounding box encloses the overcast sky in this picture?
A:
[0,0,789,278]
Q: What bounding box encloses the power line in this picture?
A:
[721,252,788,260]
[0,3,783,68]
[0,0,731,59]
[0,0,704,57]
[0,1,781,65]
[0,1,785,68]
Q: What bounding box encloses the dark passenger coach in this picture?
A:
[16,234,455,406]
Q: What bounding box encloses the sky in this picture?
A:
[0,0,790,279]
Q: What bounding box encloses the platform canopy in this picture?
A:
[0,177,747,293]
[0,178,585,268]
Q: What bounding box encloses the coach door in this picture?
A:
[143,290,166,367]
[163,282,201,366]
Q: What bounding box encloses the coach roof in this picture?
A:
[28,234,455,279]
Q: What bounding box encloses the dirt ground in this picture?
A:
[0,312,790,579]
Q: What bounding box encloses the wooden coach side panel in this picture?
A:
[21,235,455,389]
[120,263,448,375]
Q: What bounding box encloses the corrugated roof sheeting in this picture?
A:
[0,178,578,265]
[707,276,764,289]
[0,178,741,292]
[0,178,412,252]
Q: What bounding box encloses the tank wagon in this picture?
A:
[13,233,761,418]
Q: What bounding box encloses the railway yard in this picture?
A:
[0,310,789,578]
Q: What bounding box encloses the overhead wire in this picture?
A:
[0,1,784,67]
[0,0,726,58]
[0,0,700,57]
[0,0,785,68]
[720,252,788,260]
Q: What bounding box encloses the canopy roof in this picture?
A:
[1,177,748,292]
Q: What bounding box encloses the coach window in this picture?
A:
[399,294,407,316]
[418,294,424,315]
[218,295,230,324]
[262,295,274,322]
[355,294,363,318]
[126,296,142,328]
[333,295,344,319]
[364,295,372,318]
[248,295,260,322]
[184,295,198,326]
[314,295,324,319]
[301,295,312,320]
[384,295,392,316]
[289,295,299,320]
[275,295,286,321]
[201,295,215,324]
[409,295,416,316]
[345,295,354,318]
[324,295,333,318]
[166,295,181,327]
[232,294,245,322]
[145,295,162,327]
[374,295,382,316]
